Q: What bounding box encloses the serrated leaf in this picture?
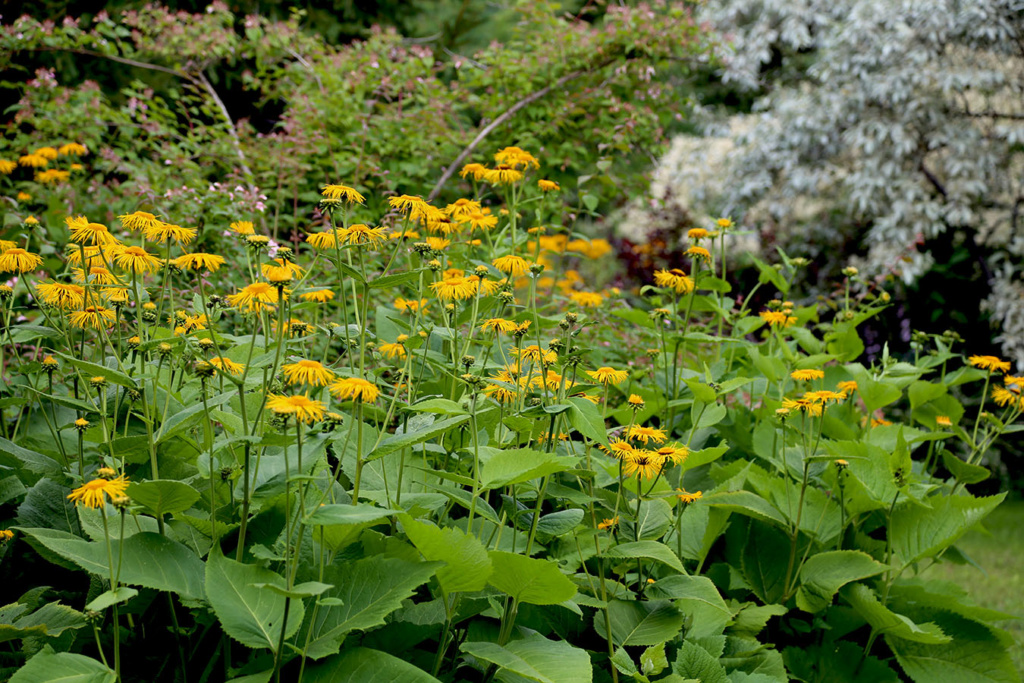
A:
[481,448,574,489]
[402,517,492,595]
[606,541,686,574]
[463,634,593,683]
[647,575,731,639]
[303,647,442,682]
[487,551,576,605]
[304,504,398,526]
[842,583,950,644]
[672,640,728,683]
[126,480,200,517]
[369,415,471,461]
[85,587,138,612]
[796,550,886,613]
[10,645,115,683]
[53,352,137,389]
[891,494,1004,569]
[596,600,685,647]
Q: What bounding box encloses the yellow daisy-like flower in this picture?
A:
[67,306,116,330]
[321,184,365,204]
[570,291,604,308]
[340,224,388,249]
[66,216,118,246]
[622,450,664,479]
[465,212,498,232]
[968,355,1011,373]
[266,394,325,424]
[73,266,118,286]
[628,394,645,409]
[67,475,129,508]
[35,282,86,309]
[686,246,712,263]
[836,380,858,395]
[657,444,689,465]
[430,276,476,301]
[587,367,628,385]
[514,345,558,365]
[991,386,1021,408]
[306,229,342,250]
[36,169,70,184]
[484,372,520,404]
[481,318,518,334]
[282,359,336,387]
[0,160,17,174]
[653,268,695,294]
[484,165,524,185]
[145,222,197,245]
[628,425,668,445]
[935,415,952,427]
[114,246,162,274]
[261,258,303,282]
[58,142,88,156]
[494,146,540,170]
[425,216,461,236]
[33,147,59,160]
[24,215,39,225]
[688,228,709,240]
[300,289,335,303]
[229,220,255,235]
[0,248,43,273]
[676,489,703,504]
[394,297,428,313]
[378,341,407,360]
[602,439,637,459]
[173,253,225,272]
[537,179,560,192]
[445,198,482,220]
[870,417,892,428]
[492,254,531,277]
[459,163,489,181]
[760,310,797,328]
[19,153,49,168]
[208,357,245,376]
[228,282,279,313]
[0,240,15,253]
[716,218,733,229]
[597,517,619,530]
[389,194,430,215]
[329,377,381,403]
[119,211,163,233]
[791,369,825,382]
[425,236,451,251]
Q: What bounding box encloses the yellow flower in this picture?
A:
[425,215,461,236]
[0,160,17,174]
[0,248,43,273]
[870,417,892,428]
[628,394,645,409]
[968,355,1011,373]
[991,386,1022,409]
[537,179,560,192]
[114,246,162,274]
[228,282,279,313]
[329,377,380,403]
[145,223,197,245]
[425,236,451,251]
[791,369,825,382]
[657,445,689,465]
[484,165,524,185]
[24,215,39,225]
[262,258,303,282]
[628,425,667,445]
[484,371,520,403]
[686,246,712,263]
[597,517,619,530]
[513,345,558,365]
[209,357,245,376]
[35,169,70,184]
[282,359,335,386]
[394,297,428,313]
[587,367,628,385]
[306,229,342,250]
[35,282,85,309]
[389,195,431,216]
[229,220,255,235]
[67,475,129,508]
[73,266,118,285]
[716,218,733,229]
[935,415,952,427]
[481,318,518,334]
[465,212,498,232]
[33,146,59,160]
[760,310,797,328]
[688,228,709,240]
[300,289,335,303]
[66,216,118,246]
[569,291,603,308]
[119,211,163,233]
[431,276,476,301]
[654,268,695,294]
[266,394,325,424]
[492,254,531,277]
[460,163,489,181]
[837,380,858,395]
[0,530,13,542]
[622,450,664,479]
[378,341,407,359]
[340,224,388,248]
[58,142,88,156]
[16,191,31,201]
[676,489,703,504]
[321,184,365,204]
[494,146,540,170]
[174,253,225,272]
[19,153,49,168]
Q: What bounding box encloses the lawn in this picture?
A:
[926,500,1024,672]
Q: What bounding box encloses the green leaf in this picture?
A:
[10,646,115,683]
[253,582,333,599]
[301,556,439,660]
[0,602,86,644]
[941,451,990,485]
[751,256,789,295]
[405,398,467,416]
[888,612,1018,683]
[621,498,673,541]
[126,480,200,517]
[672,640,729,683]
[606,541,685,574]
[596,600,684,647]
[85,587,138,612]
[796,550,886,613]
[402,517,492,595]
[462,634,593,683]
[647,575,731,639]
[567,397,609,446]
[369,268,427,290]
[18,528,205,600]
[641,643,669,676]
[843,584,950,644]
[741,521,790,604]
[481,448,573,489]
[487,551,576,605]
[703,491,788,529]
[535,509,584,539]
[304,504,398,526]
[205,549,304,651]
[369,415,471,461]
[683,443,729,471]
[156,392,234,444]
[846,365,902,413]
[304,647,442,683]
[891,494,1004,568]
[785,641,899,683]
[53,352,137,389]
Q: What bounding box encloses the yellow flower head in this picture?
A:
[492,254,531,278]
[378,341,407,360]
[66,216,118,246]
[300,289,335,303]
[570,291,603,308]
[622,450,664,479]
[968,355,1011,373]
[484,165,524,185]
[119,211,163,233]
[0,160,17,174]
[282,359,336,387]
[481,318,518,335]
[587,367,628,385]
[0,248,43,273]
[58,142,88,156]
[266,394,325,424]
[35,282,85,309]
[791,369,825,382]
[321,184,365,204]
[340,224,389,249]
[262,258,303,282]
[836,380,858,395]
[394,297,428,313]
[67,475,129,508]
[513,345,558,365]
[228,282,279,313]
[19,153,49,168]
[329,377,381,403]
[494,146,540,170]
[653,268,695,294]
[676,489,703,504]
[598,517,619,530]
[688,228,709,240]
[306,229,342,250]
[145,223,197,245]
[36,169,70,184]
[209,357,245,376]
[760,310,797,328]
[460,163,489,181]
[425,236,451,251]
[465,212,498,232]
[430,276,476,301]
[628,425,668,445]
[114,246,162,274]
[935,415,952,427]
[686,246,712,263]
[173,253,225,272]
[538,179,560,192]
[657,444,689,465]
[229,220,256,235]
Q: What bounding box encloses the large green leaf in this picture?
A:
[303,647,442,683]
[462,633,592,683]
[796,550,886,613]
[53,352,137,389]
[890,494,1004,569]
[487,551,576,605]
[205,549,304,651]
[703,490,788,529]
[126,480,200,517]
[369,415,471,461]
[301,556,439,660]
[480,448,573,489]
[0,602,85,644]
[18,528,205,600]
[785,641,899,683]
[567,397,609,446]
[672,640,728,683]
[10,645,114,683]
[304,504,398,526]
[156,392,234,444]
[0,440,62,481]
[842,584,950,644]
[595,600,684,647]
[647,575,731,639]
[605,541,685,574]
[402,517,492,595]
[741,521,790,605]
[888,612,1018,683]
[620,498,673,541]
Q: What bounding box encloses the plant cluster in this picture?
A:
[0,140,1017,683]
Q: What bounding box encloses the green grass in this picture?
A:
[924,500,1024,672]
